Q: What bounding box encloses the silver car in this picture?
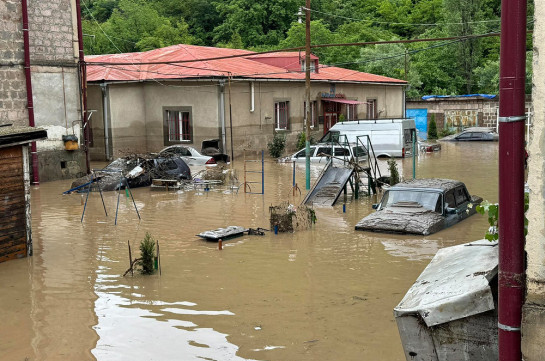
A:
[159,145,217,166]
[289,143,367,164]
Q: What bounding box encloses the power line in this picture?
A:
[88,32,502,67]
[302,7,502,27]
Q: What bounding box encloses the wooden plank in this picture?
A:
[0,218,25,233]
[0,206,26,219]
[0,160,23,173]
[0,245,27,263]
[0,194,25,207]
[0,182,24,195]
[1,166,24,177]
[0,146,23,159]
[0,174,25,186]
[0,231,26,246]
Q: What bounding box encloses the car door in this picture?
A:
[334,146,350,164]
[443,190,458,227]
[455,132,473,141]
[454,186,471,220]
[293,147,316,163]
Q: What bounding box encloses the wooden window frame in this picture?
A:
[274,101,290,130]
[163,106,193,146]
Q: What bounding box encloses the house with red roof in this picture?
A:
[85,44,407,160]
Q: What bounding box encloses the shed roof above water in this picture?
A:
[86,44,407,85]
[394,240,498,327]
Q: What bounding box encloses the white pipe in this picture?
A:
[219,80,226,153]
[250,82,255,112]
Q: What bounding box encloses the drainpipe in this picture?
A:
[100,83,110,160]
[498,0,527,360]
[21,0,39,184]
[75,0,90,174]
[219,80,226,153]
[250,82,255,112]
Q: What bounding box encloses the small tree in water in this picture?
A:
[267,133,286,158]
[388,159,400,186]
[428,114,438,140]
[139,232,156,275]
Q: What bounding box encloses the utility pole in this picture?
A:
[304,0,311,190]
[498,0,527,359]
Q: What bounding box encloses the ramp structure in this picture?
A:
[303,162,354,206]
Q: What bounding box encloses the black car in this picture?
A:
[355,178,483,235]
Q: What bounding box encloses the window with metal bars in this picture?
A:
[346,104,358,121]
[274,101,289,130]
[366,99,377,119]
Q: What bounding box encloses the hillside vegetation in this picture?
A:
[82,0,533,97]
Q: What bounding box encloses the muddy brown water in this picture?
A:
[0,142,498,361]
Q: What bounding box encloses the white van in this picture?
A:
[320,118,416,158]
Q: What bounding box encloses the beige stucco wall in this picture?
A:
[87,79,404,160]
[522,1,545,359]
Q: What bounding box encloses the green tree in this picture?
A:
[428,114,438,139]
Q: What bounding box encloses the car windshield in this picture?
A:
[381,189,442,212]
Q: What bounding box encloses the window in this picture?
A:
[444,191,455,208]
[275,101,290,130]
[367,99,377,119]
[316,147,332,156]
[301,60,316,73]
[304,101,317,128]
[164,108,192,144]
[346,104,358,121]
[295,147,316,158]
[334,147,350,157]
[454,186,469,205]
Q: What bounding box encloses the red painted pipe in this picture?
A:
[21,0,39,184]
[498,0,527,359]
[75,0,90,174]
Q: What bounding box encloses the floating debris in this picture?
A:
[269,202,316,233]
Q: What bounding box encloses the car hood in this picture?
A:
[355,207,445,235]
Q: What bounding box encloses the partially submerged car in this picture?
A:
[69,156,191,192]
[201,139,230,163]
[355,178,483,235]
[442,127,499,142]
[159,145,217,166]
[289,143,368,164]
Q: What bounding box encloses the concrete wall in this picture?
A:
[0,0,84,181]
[522,1,545,358]
[87,79,404,160]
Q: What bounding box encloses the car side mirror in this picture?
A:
[372,203,379,210]
[445,207,456,214]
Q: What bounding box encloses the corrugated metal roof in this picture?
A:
[86,44,406,84]
[394,239,498,326]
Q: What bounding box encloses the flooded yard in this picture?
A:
[0,142,498,361]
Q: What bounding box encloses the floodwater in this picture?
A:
[0,142,498,361]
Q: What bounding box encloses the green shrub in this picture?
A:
[428,114,438,139]
[139,232,156,275]
[439,128,456,138]
[267,133,286,158]
[388,159,400,186]
[297,132,306,150]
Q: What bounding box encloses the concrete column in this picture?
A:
[522,2,545,359]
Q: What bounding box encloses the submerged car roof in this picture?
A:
[389,178,464,192]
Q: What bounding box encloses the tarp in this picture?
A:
[422,94,497,100]
[394,239,498,327]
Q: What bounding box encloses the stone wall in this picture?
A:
[0,0,85,181]
[407,96,533,131]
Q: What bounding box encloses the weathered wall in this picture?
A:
[522,1,545,358]
[0,0,84,181]
[88,79,404,160]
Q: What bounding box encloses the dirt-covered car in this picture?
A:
[355,178,483,235]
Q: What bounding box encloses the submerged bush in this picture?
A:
[428,114,438,139]
[388,159,400,186]
[267,133,286,158]
[139,232,156,275]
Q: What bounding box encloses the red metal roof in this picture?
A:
[86,44,406,84]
